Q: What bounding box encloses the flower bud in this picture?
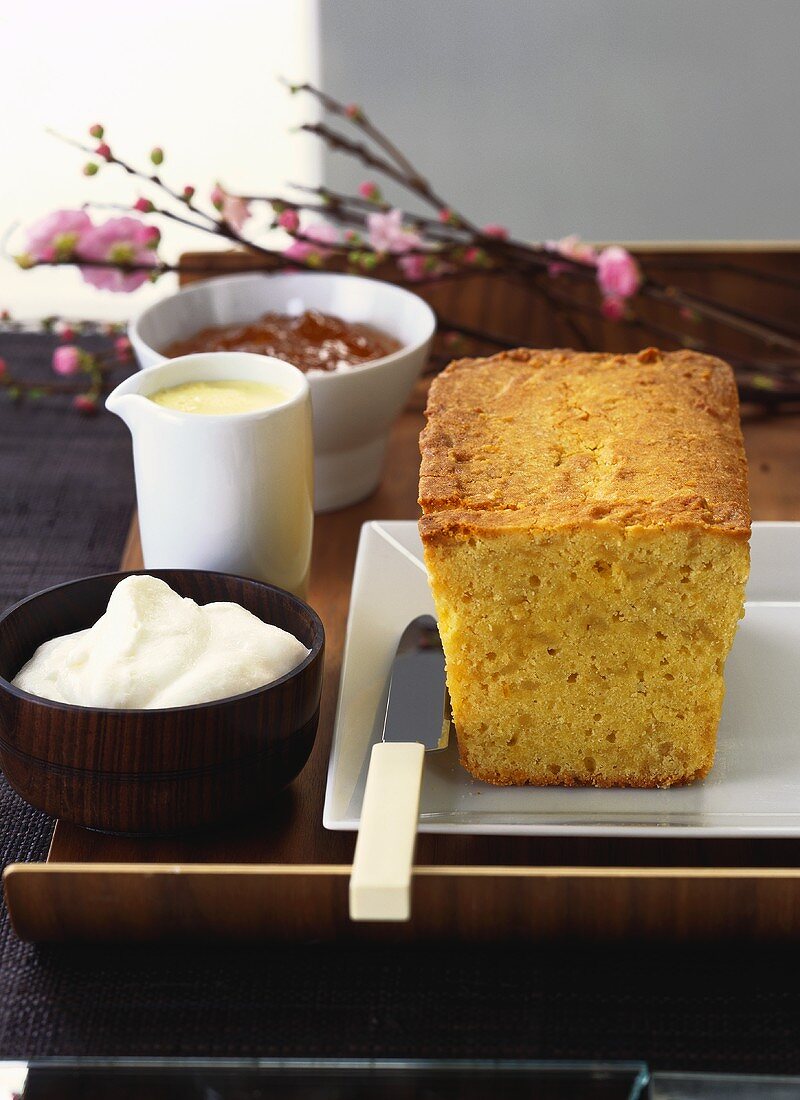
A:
[114,335,132,361]
[89,123,104,139]
[150,147,164,166]
[0,356,7,378]
[182,185,195,201]
[96,142,112,160]
[481,223,509,240]
[134,197,154,213]
[72,393,98,415]
[358,180,381,202]
[83,162,99,176]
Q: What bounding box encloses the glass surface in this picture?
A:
[3,1059,650,1100]
[325,522,800,838]
[6,1061,800,1098]
[652,1072,800,1099]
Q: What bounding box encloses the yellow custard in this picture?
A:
[149,379,288,415]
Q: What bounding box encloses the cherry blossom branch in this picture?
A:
[286,81,477,230]
[8,86,800,411]
[642,282,800,355]
[47,129,221,228]
[541,284,800,392]
[283,80,421,181]
[48,130,316,271]
[0,330,134,414]
[81,199,300,267]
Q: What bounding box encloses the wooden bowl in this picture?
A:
[0,569,324,834]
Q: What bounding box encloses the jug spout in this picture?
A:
[105,389,151,430]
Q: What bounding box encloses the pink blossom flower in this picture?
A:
[596,246,641,299]
[283,221,339,263]
[481,223,509,240]
[211,184,251,233]
[367,208,423,254]
[277,209,300,232]
[601,296,626,322]
[24,210,93,263]
[77,216,158,292]
[53,345,81,376]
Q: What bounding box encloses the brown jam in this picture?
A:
[163,309,401,374]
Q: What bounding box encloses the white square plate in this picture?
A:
[323,521,800,837]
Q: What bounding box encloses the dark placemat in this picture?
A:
[2,333,800,1071]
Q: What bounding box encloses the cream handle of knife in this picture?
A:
[349,741,425,921]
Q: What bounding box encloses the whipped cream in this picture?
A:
[13,575,310,709]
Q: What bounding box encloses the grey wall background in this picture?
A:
[319,0,800,241]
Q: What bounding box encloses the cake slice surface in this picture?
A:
[419,348,750,788]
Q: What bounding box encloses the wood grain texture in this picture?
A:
[5,247,800,941]
[8,863,800,943]
[0,571,323,833]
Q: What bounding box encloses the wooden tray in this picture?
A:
[5,246,800,943]
[6,397,800,942]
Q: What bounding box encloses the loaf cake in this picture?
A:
[419,348,750,788]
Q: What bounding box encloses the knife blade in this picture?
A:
[349,615,450,922]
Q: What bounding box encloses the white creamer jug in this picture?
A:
[106,352,313,598]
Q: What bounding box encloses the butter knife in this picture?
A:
[349,614,450,921]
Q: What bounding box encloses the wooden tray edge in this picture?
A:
[8,862,800,943]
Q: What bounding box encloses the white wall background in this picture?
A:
[319,0,800,243]
[0,0,321,320]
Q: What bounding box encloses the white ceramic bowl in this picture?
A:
[129,271,436,512]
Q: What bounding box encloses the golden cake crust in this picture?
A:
[419,347,750,543]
